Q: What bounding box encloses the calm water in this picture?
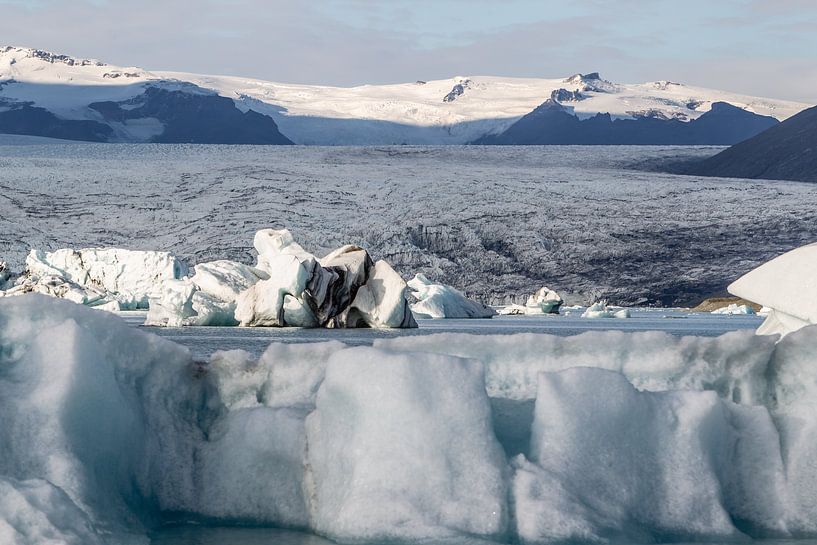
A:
[119,308,763,360]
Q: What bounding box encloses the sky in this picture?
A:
[1,0,816,102]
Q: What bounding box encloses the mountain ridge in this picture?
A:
[0,46,809,145]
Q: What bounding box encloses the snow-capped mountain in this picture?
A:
[0,46,809,145]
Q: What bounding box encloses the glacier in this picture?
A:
[4,295,817,544]
[3,145,817,307]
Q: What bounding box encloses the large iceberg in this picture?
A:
[407,273,496,318]
[729,242,817,337]
[7,295,817,544]
[233,230,416,328]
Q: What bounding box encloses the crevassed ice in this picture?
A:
[3,295,817,544]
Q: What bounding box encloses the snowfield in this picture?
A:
[0,46,808,145]
[2,144,816,307]
[3,295,817,544]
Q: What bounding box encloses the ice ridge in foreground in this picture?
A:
[5,295,817,544]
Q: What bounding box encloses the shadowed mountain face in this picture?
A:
[686,104,817,182]
[476,100,779,145]
[0,101,112,141]
[90,87,293,144]
[0,83,293,144]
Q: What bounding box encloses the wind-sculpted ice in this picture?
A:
[233,230,416,328]
[581,302,631,319]
[729,242,817,337]
[6,295,817,544]
[407,273,496,318]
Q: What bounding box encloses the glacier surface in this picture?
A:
[2,145,817,307]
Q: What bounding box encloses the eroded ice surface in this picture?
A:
[2,295,817,545]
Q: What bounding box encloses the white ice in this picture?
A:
[5,295,817,544]
[22,247,187,308]
[407,273,496,319]
[729,242,817,337]
[711,303,756,315]
[581,302,631,319]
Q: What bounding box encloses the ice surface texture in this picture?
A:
[4,295,817,544]
[2,145,816,307]
[729,242,817,337]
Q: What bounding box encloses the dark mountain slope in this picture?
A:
[90,86,293,144]
[686,104,817,182]
[476,100,778,145]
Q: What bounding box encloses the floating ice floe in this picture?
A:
[0,247,188,309]
[407,273,495,319]
[581,302,631,319]
[145,260,268,327]
[729,242,817,337]
[524,287,563,314]
[147,229,415,329]
[6,295,817,544]
[711,303,756,315]
[230,230,416,328]
[498,287,563,316]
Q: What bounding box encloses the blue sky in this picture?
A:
[2,0,816,102]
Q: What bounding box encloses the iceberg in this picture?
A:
[498,303,527,315]
[6,295,817,544]
[24,247,187,308]
[145,260,268,327]
[234,230,416,329]
[728,242,817,337]
[407,273,496,319]
[525,287,563,314]
[143,230,415,328]
[582,302,630,319]
[711,303,756,315]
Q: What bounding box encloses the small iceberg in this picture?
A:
[407,273,495,319]
[582,302,631,319]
